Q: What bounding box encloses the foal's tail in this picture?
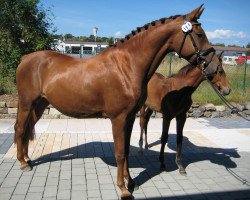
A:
[14,109,36,144]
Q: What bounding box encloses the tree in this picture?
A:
[64,33,74,40]
[246,43,250,48]
[0,0,54,94]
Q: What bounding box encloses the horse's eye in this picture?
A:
[197,33,203,38]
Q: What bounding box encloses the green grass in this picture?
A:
[156,55,250,105]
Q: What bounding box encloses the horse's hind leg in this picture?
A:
[22,98,49,162]
[15,104,33,171]
[176,113,187,175]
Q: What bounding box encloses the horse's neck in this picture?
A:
[117,20,178,80]
[176,67,204,89]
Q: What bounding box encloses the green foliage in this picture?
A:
[0,0,54,94]
[246,50,250,56]
[246,43,250,48]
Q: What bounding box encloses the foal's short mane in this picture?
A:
[113,15,181,47]
[170,64,195,77]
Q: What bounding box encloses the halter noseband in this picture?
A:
[178,15,216,70]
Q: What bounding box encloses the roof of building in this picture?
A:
[64,40,109,45]
[213,46,250,52]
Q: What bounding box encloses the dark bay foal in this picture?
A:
[139,52,230,174]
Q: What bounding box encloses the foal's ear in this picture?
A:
[217,51,224,61]
[186,4,205,21]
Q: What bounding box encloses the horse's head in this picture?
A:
[170,4,220,79]
[207,51,231,96]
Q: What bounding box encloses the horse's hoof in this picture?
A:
[121,190,132,200]
[20,163,32,172]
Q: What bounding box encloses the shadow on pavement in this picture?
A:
[32,134,240,188]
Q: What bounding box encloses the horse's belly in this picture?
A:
[43,90,105,118]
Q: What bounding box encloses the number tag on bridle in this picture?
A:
[182,22,192,33]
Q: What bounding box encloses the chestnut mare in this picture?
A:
[15,5,220,198]
[139,52,230,175]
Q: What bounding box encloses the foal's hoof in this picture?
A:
[179,168,187,176]
[20,162,33,172]
[121,190,132,200]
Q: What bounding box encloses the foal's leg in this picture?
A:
[111,115,131,198]
[139,106,146,153]
[144,108,153,149]
[176,113,187,175]
[159,116,171,170]
[23,98,49,162]
[15,104,32,171]
[124,115,136,190]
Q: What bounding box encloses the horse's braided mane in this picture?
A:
[113,14,181,47]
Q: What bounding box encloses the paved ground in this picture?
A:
[0,117,250,200]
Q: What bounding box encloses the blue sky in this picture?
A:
[40,0,250,46]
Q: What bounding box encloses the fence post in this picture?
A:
[243,57,247,93]
[80,45,84,58]
[169,52,173,76]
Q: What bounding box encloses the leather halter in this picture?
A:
[178,15,216,70]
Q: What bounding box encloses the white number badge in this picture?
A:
[182,22,192,33]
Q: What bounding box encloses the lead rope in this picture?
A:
[203,70,250,121]
[226,168,250,186]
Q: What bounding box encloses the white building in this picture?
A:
[53,39,109,57]
[222,56,238,65]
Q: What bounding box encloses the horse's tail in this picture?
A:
[14,109,36,144]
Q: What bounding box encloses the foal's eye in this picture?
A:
[218,70,223,75]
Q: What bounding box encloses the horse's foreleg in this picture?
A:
[124,115,136,191]
[111,115,131,199]
[159,116,171,171]
[176,113,187,175]
[144,108,153,149]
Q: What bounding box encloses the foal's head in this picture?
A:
[170,4,220,79]
[207,52,231,96]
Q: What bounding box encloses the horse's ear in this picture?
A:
[186,4,205,21]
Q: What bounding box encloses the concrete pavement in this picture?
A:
[0,117,250,199]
